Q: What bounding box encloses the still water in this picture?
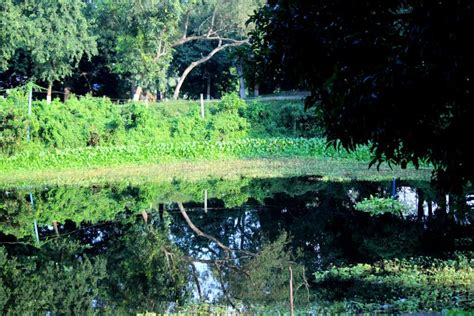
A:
[1,177,473,314]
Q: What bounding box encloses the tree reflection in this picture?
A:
[0,177,472,313]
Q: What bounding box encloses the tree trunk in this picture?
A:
[254,82,260,97]
[417,189,424,221]
[46,82,52,104]
[436,194,447,216]
[173,39,248,100]
[190,262,203,300]
[206,76,211,100]
[52,221,59,236]
[237,62,246,99]
[63,86,71,102]
[133,86,142,101]
[141,210,148,223]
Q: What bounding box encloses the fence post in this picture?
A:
[204,189,208,213]
[29,192,40,244]
[289,266,294,316]
[27,84,32,142]
[200,93,205,119]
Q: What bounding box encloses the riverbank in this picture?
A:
[0,157,431,188]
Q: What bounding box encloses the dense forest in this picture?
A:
[1,0,296,101]
[1,0,473,314]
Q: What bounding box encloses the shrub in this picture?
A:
[355,196,411,216]
[0,93,324,156]
[313,254,474,313]
[216,93,247,114]
[0,106,25,155]
[208,111,249,141]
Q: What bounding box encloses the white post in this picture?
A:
[33,219,40,244]
[204,189,208,213]
[46,83,52,105]
[29,192,40,244]
[200,93,205,119]
[27,85,32,142]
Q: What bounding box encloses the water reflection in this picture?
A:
[0,177,473,314]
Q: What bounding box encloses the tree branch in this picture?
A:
[177,202,232,253]
[172,39,249,99]
[172,34,243,47]
[190,262,203,300]
[154,40,168,62]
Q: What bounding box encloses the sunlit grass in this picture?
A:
[0,157,431,188]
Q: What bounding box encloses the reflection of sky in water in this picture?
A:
[171,209,260,303]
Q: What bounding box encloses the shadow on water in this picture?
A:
[0,177,473,314]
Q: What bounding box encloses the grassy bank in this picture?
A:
[0,158,431,188]
[1,93,432,186]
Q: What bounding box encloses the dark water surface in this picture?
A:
[1,177,473,314]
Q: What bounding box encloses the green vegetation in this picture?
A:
[0,93,392,180]
[1,0,266,100]
[0,226,188,314]
[0,241,107,315]
[0,138,371,172]
[0,178,368,239]
[0,93,320,153]
[2,1,473,314]
[355,196,411,216]
[312,254,474,314]
[1,177,471,314]
[0,158,431,188]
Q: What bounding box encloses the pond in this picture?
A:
[1,177,473,314]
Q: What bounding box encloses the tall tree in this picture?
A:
[94,0,182,101]
[22,0,97,103]
[0,0,25,72]
[252,0,474,192]
[171,0,264,99]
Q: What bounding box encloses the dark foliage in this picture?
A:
[251,0,474,192]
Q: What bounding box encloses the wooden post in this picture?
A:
[200,93,205,118]
[289,266,294,316]
[204,189,208,213]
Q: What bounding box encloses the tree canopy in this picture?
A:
[251,0,474,192]
[0,0,264,100]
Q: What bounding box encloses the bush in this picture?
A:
[216,93,247,114]
[0,106,25,155]
[355,196,411,216]
[245,99,323,138]
[313,254,474,313]
[0,93,324,156]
